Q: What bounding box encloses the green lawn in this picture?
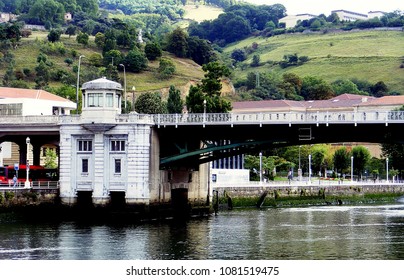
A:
[224,30,404,93]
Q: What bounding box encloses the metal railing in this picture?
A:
[0,181,59,190]
[1,110,404,127]
[152,110,404,127]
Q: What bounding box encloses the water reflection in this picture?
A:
[1,203,404,260]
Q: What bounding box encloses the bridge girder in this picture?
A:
[157,123,404,168]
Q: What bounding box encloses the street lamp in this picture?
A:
[298,145,302,181]
[132,86,136,111]
[308,154,312,184]
[203,99,207,127]
[119,64,127,110]
[351,156,354,183]
[259,152,263,185]
[25,137,30,188]
[386,157,389,183]
[76,55,85,112]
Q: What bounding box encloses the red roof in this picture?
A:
[0,87,73,103]
[359,95,404,107]
[231,94,378,112]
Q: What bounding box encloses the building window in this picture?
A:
[88,93,103,107]
[106,93,114,107]
[78,140,92,152]
[114,159,121,174]
[82,158,88,173]
[111,140,125,151]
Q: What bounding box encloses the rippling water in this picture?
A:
[1,202,404,260]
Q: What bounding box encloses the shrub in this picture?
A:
[5,191,14,201]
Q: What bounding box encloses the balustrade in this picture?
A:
[1,110,404,127]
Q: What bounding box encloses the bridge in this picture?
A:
[1,109,404,207]
[1,110,404,168]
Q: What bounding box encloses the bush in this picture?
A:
[5,191,14,201]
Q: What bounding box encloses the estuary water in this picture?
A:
[1,201,404,260]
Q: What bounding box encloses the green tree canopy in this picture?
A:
[165,27,188,58]
[158,58,176,79]
[124,49,148,73]
[333,147,350,175]
[144,42,162,61]
[351,146,371,178]
[301,76,335,100]
[167,85,183,114]
[135,92,167,114]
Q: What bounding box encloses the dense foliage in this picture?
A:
[188,3,286,45]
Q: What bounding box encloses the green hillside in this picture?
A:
[224,30,404,94]
[1,31,204,96]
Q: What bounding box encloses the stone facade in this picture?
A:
[58,77,209,209]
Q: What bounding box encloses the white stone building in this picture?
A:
[0,87,76,116]
[279,14,316,29]
[58,78,209,208]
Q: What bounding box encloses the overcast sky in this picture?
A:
[243,0,404,15]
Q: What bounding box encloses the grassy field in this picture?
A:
[224,30,404,93]
[183,4,223,22]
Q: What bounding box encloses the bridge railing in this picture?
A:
[152,110,404,127]
[2,110,404,126]
[0,115,60,124]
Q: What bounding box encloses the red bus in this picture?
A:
[0,164,58,184]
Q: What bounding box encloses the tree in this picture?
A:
[144,42,162,61]
[370,81,388,97]
[333,147,350,176]
[301,76,335,100]
[201,61,230,97]
[94,32,106,49]
[251,54,260,67]
[44,148,58,168]
[351,146,371,179]
[27,0,65,26]
[47,29,62,43]
[311,145,330,176]
[167,85,183,114]
[158,58,176,79]
[103,50,123,67]
[231,49,247,62]
[135,92,167,114]
[65,25,77,38]
[102,64,120,83]
[76,31,89,46]
[76,0,98,17]
[166,27,188,58]
[2,62,15,86]
[186,36,216,65]
[124,49,148,73]
[35,60,50,88]
[185,85,205,113]
[331,79,363,95]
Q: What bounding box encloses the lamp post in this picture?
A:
[351,156,354,183]
[119,64,127,110]
[308,154,312,184]
[76,55,85,112]
[298,145,302,181]
[259,152,262,185]
[386,157,389,183]
[132,86,136,111]
[203,99,207,127]
[25,137,30,188]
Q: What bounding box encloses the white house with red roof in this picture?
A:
[0,87,76,116]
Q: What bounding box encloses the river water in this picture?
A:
[1,200,404,260]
